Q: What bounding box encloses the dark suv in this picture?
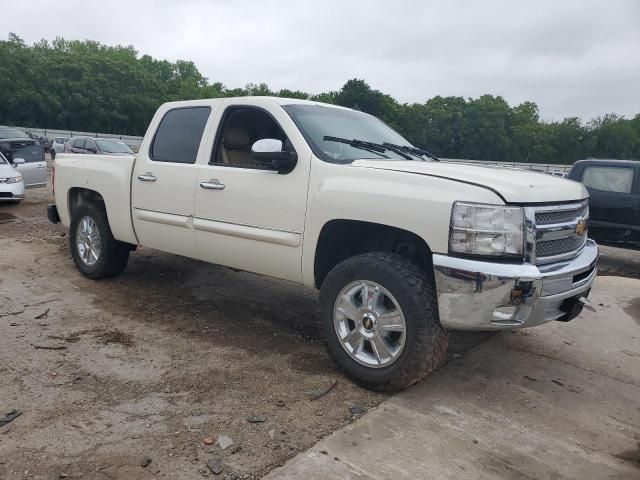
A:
[568,159,640,249]
[0,127,45,165]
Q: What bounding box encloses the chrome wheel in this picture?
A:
[76,216,101,266]
[333,280,407,368]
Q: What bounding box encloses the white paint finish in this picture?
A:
[53,153,138,244]
[300,159,504,285]
[193,218,301,247]
[129,101,219,258]
[193,98,312,282]
[14,159,47,188]
[352,159,589,204]
[265,277,640,480]
[53,97,589,288]
[133,208,190,228]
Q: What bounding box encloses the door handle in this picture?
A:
[200,179,225,190]
[37,165,46,169]
[137,173,157,182]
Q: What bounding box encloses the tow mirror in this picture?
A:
[251,138,297,174]
[13,158,25,167]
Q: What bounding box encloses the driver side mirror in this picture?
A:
[13,158,25,167]
[251,139,297,174]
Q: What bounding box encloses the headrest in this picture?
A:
[223,124,251,150]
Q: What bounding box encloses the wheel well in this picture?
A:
[314,220,433,288]
[67,188,105,218]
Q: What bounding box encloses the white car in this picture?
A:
[51,136,69,153]
[49,97,598,392]
[51,136,70,156]
[0,152,25,203]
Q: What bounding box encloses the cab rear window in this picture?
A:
[150,107,211,163]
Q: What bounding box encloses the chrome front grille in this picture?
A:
[525,200,589,265]
[535,204,588,226]
[536,235,586,257]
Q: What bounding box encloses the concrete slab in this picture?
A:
[265,276,640,479]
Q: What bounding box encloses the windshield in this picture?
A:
[96,139,134,154]
[284,104,419,163]
[0,153,7,165]
[0,128,30,140]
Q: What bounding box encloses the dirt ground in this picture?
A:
[2,168,639,479]
[0,173,496,480]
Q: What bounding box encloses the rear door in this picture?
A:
[12,141,46,188]
[131,105,214,258]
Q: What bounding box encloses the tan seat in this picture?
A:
[221,124,257,167]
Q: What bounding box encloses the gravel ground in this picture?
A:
[0,174,492,480]
[2,165,637,479]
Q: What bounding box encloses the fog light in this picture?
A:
[491,306,519,323]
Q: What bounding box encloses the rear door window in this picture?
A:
[582,166,635,194]
[150,107,211,163]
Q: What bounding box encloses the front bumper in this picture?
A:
[0,181,25,201]
[433,240,598,331]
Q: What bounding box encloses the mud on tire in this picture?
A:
[319,252,447,392]
[69,202,130,279]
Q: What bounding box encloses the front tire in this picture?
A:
[319,253,447,392]
[70,202,130,279]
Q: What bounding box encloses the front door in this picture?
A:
[194,103,311,282]
[131,105,214,258]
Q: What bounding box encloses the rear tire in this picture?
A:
[319,252,447,392]
[70,202,130,279]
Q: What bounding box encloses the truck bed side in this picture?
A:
[54,153,138,245]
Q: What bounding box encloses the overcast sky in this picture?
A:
[4,0,640,121]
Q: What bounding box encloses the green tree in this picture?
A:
[1,33,638,163]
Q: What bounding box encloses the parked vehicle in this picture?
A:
[0,152,25,203]
[51,137,69,157]
[0,127,47,188]
[547,170,568,178]
[48,97,598,391]
[65,137,134,156]
[569,159,640,249]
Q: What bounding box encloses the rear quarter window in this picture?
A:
[150,107,211,163]
[582,166,635,194]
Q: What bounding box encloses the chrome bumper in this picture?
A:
[433,240,598,331]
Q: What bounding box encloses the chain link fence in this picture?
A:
[9,125,573,173]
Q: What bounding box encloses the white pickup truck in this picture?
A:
[48,97,598,391]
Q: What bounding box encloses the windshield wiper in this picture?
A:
[382,142,440,162]
[323,136,414,160]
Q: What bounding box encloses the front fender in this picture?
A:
[301,160,504,286]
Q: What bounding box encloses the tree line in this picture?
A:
[1,34,638,164]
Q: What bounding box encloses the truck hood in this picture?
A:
[351,160,588,204]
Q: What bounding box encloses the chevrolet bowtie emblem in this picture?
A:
[575,219,587,236]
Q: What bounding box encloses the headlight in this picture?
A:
[7,175,22,184]
[449,202,524,258]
